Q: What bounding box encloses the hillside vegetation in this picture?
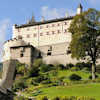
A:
[13,59,100,100]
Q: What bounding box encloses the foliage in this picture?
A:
[39,64,53,72]
[37,96,95,100]
[14,96,28,100]
[70,67,80,71]
[69,8,100,79]
[82,67,90,73]
[66,63,74,69]
[75,62,91,70]
[69,74,82,81]
[89,75,98,79]
[53,96,60,100]
[27,66,39,77]
[16,62,27,75]
[33,59,43,67]
[56,64,65,70]
[41,96,48,100]
[13,78,27,91]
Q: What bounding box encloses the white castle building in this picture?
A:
[3,4,83,66]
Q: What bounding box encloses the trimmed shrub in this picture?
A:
[13,78,27,91]
[41,96,48,100]
[66,63,74,69]
[16,62,27,75]
[89,75,98,79]
[71,67,80,71]
[33,59,43,67]
[40,64,53,72]
[37,96,48,100]
[82,67,90,73]
[56,64,65,70]
[76,62,91,70]
[69,74,82,81]
[51,70,58,76]
[14,96,28,100]
[37,96,95,100]
[53,97,60,100]
[27,66,39,77]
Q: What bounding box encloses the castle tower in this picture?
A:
[77,3,83,15]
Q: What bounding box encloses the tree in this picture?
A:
[68,8,100,80]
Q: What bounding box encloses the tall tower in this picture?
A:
[77,3,83,15]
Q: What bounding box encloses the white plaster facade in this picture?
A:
[3,4,83,65]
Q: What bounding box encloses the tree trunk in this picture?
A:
[92,63,96,80]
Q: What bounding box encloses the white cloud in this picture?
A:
[41,6,75,20]
[0,19,11,62]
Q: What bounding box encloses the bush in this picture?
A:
[37,96,95,100]
[27,66,39,77]
[13,78,27,91]
[14,96,28,100]
[89,75,98,79]
[53,97,60,100]
[16,62,27,75]
[69,74,82,81]
[33,59,43,67]
[70,67,80,71]
[82,67,90,73]
[76,62,91,70]
[56,64,65,70]
[66,63,74,69]
[37,96,48,100]
[40,64,53,72]
[51,70,58,76]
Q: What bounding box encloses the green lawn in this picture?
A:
[39,83,100,100]
[17,69,100,100]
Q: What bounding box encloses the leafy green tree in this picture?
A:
[69,8,100,80]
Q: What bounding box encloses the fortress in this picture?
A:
[2,4,83,66]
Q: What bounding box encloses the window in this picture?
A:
[18,28,20,32]
[67,50,71,54]
[34,34,37,37]
[47,52,51,56]
[27,28,29,31]
[40,26,43,29]
[58,23,60,26]
[20,53,24,57]
[27,34,30,38]
[40,33,43,36]
[47,46,52,56]
[64,29,67,33]
[52,31,55,34]
[50,46,52,51]
[57,30,60,34]
[64,22,67,25]
[52,24,55,27]
[46,25,49,28]
[46,32,49,35]
[48,46,52,51]
[38,52,42,58]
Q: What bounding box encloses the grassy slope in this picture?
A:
[39,83,100,100]
[21,70,100,100]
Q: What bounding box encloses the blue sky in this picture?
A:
[0,0,100,61]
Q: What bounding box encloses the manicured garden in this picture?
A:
[13,59,100,100]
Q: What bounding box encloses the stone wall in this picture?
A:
[38,42,78,65]
[0,60,16,100]
[10,46,35,66]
